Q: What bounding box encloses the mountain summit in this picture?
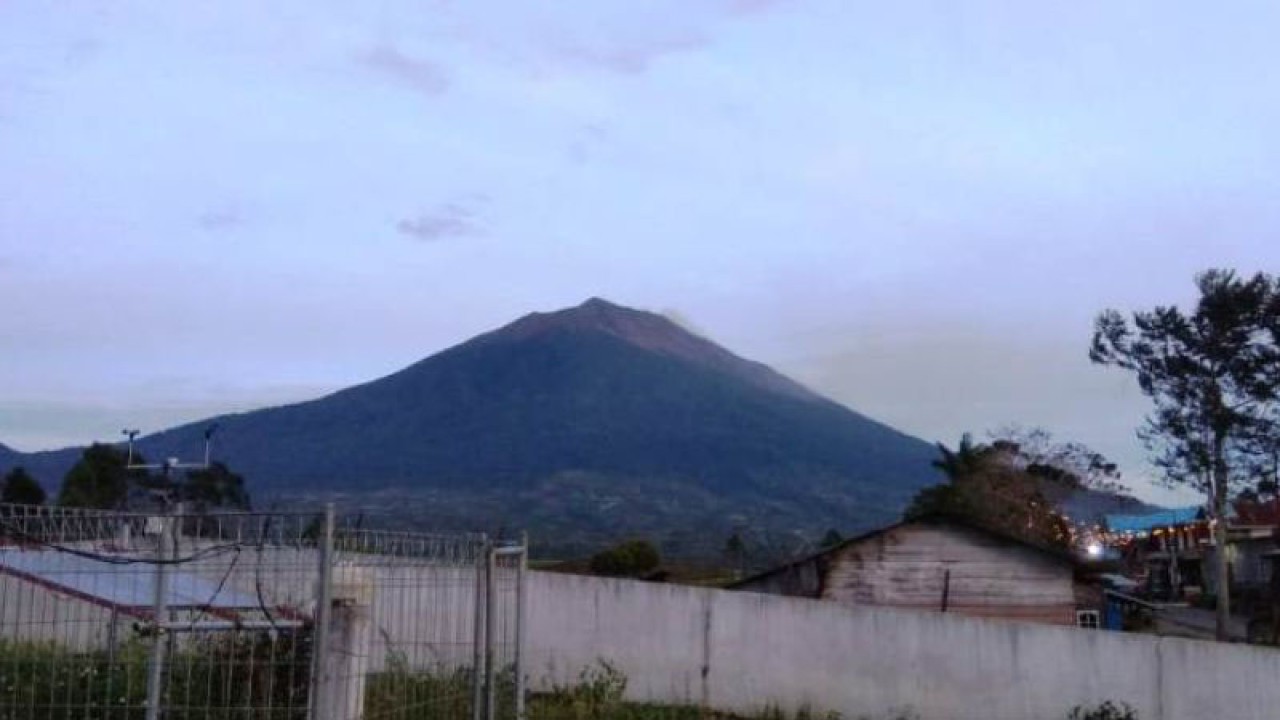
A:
[471,298,821,402]
[4,299,942,553]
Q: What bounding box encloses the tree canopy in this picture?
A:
[163,461,251,512]
[57,443,144,510]
[1090,268,1280,640]
[589,539,661,577]
[57,443,252,512]
[1,467,46,506]
[905,433,1073,549]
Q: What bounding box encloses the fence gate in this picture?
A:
[0,503,526,720]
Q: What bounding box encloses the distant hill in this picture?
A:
[0,443,18,468]
[0,298,1147,555]
[1051,483,1161,525]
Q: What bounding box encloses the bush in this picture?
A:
[588,540,660,577]
[0,629,313,720]
[1068,700,1138,720]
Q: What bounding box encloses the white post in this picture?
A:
[144,512,173,720]
[515,534,528,720]
[485,545,497,720]
[471,539,488,720]
[314,564,374,720]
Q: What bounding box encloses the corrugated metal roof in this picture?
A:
[0,548,261,610]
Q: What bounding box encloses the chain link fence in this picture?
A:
[0,504,525,720]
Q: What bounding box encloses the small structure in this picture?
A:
[730,517,1095,627]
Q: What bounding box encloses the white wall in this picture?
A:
[525,570,1280,720]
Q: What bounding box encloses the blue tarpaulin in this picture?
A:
[1105,506,1203,533]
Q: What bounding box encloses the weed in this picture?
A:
[1068,700,1138,720]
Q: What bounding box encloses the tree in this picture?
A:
[1,467,46,505]
[170,461,251,512]
[906,435,1072,549]
[58,443,149,510]
[724,531,747,578]
[1091,269,1280,640]
[589,539,661,577]
[989,425,1130,496]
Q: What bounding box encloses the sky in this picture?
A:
[3,1,1279,505]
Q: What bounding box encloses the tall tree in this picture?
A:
[1,467,46,505]
[58,443,149,510]
[1091,269,1280,640]
[906,435,1072,549]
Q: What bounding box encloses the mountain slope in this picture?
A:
[0,443,18,469]
[3,299,943,552]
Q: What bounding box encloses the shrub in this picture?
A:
[588,540,660,577]
[1068,700,1138,720]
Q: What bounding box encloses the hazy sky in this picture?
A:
[3,2,1279,505]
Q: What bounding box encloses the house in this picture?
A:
[730,516,1100,627]
[1104,506,1207,601]
[1103,505,1280,605]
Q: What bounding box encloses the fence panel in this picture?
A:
[0,504,525,720]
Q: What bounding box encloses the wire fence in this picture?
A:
[0,504,525,720]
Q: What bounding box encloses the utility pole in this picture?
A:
[128,425,217,720]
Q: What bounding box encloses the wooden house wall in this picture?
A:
[821,523,1077,625]
[733,556,824,598]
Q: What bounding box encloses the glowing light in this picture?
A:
[1086,542,1104,558]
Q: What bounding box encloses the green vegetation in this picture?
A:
[57,443,142,510]
[1091,268,1280,640]
[1067,701,1138,720]
[0,640,1140,720]
[0,633,311,720]
[178,461,251,512]
[588,540,661,577]
[905,433,1072,548]
[54,444,249,512]
[905,427,1131,549]
[0,467,45,505]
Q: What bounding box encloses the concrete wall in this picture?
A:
[525,570,1280,720]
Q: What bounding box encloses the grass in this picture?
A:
[0,641,1127,720]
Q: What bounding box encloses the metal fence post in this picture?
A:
[144,510,174,720]
[309,504,336,720]
[471,537,489,720]
[484,542,498,720]
[515,533,528,720]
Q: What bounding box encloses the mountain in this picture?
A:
[4,298,950,554]
[0,443,18,468]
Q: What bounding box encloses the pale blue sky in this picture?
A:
[3,1,1279,504]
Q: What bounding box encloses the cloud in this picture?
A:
[396,201,484,242]
[64,38,101,68]
[566,123,610,164]
[554,33,708,75]
[196,207,244,231]
[724,0,790,16]
[361,45,449,97]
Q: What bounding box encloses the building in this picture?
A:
[1104,506,1207,601]
[730,517,1097,627]
[1102,506,1280,605]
